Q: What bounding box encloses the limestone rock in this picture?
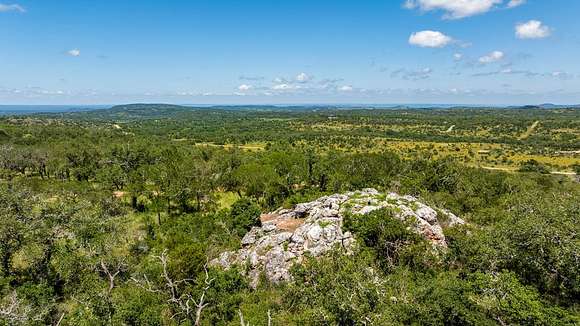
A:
[211,189,464,287]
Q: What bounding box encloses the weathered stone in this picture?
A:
[306,225,323,241]
[441,209,466,227]
[291,232,305,244]
[273,232,292,244]
[241,228,259,246]
[415,206,438,225]
[358,205,381,215]
[211,188,465,288]
[262,223,277,232]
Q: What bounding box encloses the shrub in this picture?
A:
[229,198,262,236]
[518,159,550,174]
[344,208,433,272]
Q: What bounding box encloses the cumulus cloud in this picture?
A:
[273,77,290,84]
[338,85,354,92]
[272,84,300,91]
[479,51,504,63]
[67,49,81,57]
[409,30,453,48]
[516,20,551,39]
[295,72,313,83]
[404,0,502,19]
[238,84,253,91]
[453,53,463,61]
[0,3,25,13]
[507,0,525,8]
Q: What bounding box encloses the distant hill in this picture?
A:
[71,103,367,120]
[540,103,580,109]
[68,103,206,120]
[40,102,580,121]
[102,103,195,116]
[502,103,580,110]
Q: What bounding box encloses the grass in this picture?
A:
[195,142,266,151]
[216,191,241,210]
[318,220,332,228]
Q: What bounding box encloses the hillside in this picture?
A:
[0,105,578,325]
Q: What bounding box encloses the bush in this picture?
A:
[344,208,434,272]
[519,159,550,174]
[229,198,262,236]
[492,193,580,302]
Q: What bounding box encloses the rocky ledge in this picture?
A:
[212,188,465,287]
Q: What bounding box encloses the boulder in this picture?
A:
[211,189,464,287]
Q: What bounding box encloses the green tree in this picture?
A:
[229,198,262,236]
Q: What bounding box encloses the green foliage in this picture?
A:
[491,193,579,301]
[447,191,579,304]
[284,250,385,325]
[470,271,578,325]
[572,163,580,175]
[0,106,578,325]
[519,159,550,174]
[344,208,435,272]
[229,198,262,236]
[111,286,167,325]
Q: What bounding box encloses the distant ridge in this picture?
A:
[508,103,580,109]
[4,103,579,118]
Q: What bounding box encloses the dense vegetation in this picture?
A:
[0,105,578,325]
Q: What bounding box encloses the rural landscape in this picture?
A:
[0,104,578,324]
[2,0,580,325]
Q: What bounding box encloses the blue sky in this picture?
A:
[1,0,579,105]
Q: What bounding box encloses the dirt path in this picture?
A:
[445,125,455,133]
[481,166,576,176]
[519,121,540,140]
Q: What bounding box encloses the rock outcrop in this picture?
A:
[212,188,464,287]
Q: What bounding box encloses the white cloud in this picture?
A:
[472,68,575,80]
[507,0,525,8]
[515,20,551,39]
[0,3,25,12]
[453,53,463,61]
[238,84,253,91]
[273,77,289,84]
[551,71,573,80]
[404,0,502,19]
[238,84,252,91]
[67,49,81,57]
[295,72,312,83]
[339,85,353,92]
[479,50,504,63]
[409,30,453,48]
[272,84,300,91]
[391,67,433,80]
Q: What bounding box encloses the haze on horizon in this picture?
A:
[1,0,579,105]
